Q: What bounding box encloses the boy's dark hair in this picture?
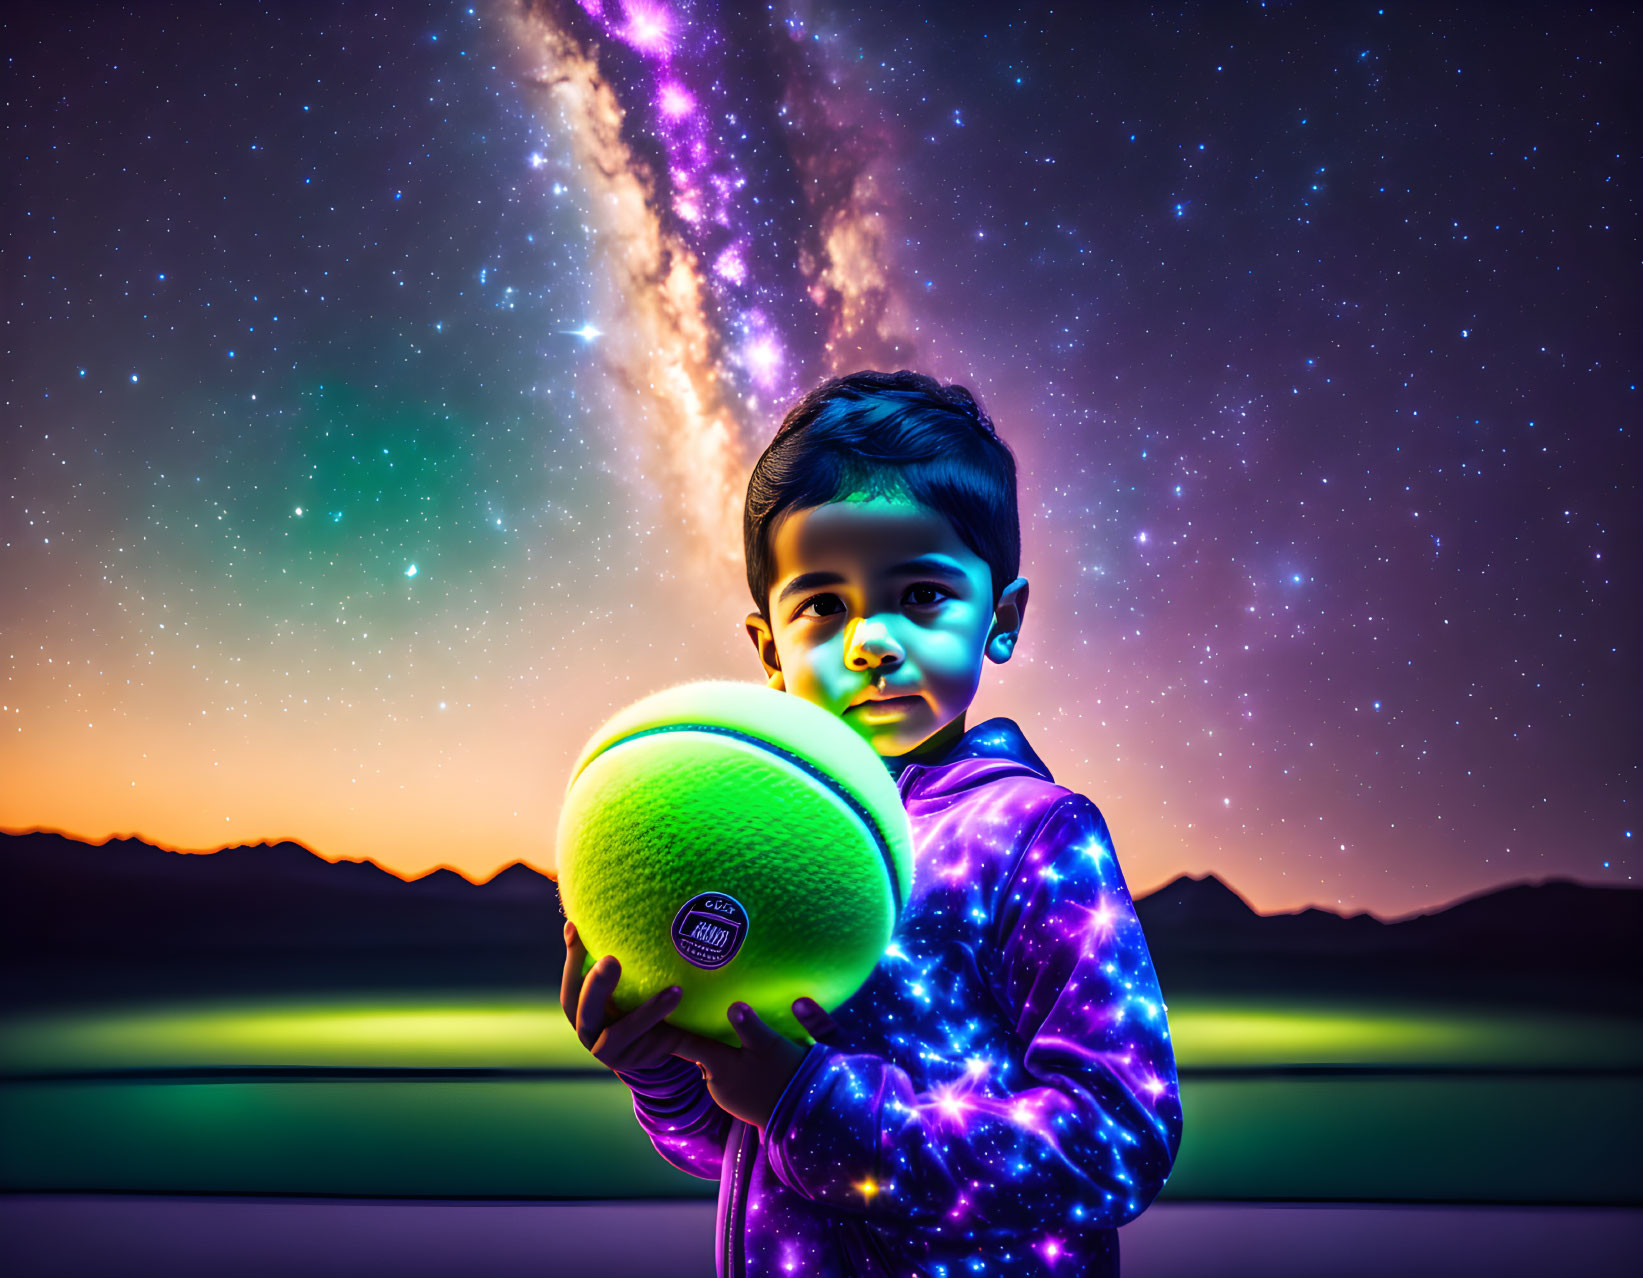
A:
[744,369,1020,620]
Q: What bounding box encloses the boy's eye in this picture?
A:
[796,593,845,620]
[795,584,948,620]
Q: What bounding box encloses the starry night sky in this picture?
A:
[2,1,1636,918]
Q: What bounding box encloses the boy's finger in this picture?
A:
[575,954,621,1048]
[726,1002,786,1053]
[792,996,841,1044]
[559,922,589,1023]
[596,984,683,1059]
[615,1016,695,1074]
[667,1026,733,1075]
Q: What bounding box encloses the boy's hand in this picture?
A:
[561,920,688,1073]
[667,997,841,1133]
[560,919,842,1130]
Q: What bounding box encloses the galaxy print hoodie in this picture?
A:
[614,716,1183,1278]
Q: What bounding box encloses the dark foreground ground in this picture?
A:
[1,1196,1638,1278]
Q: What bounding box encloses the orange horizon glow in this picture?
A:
[1,530,1583,922]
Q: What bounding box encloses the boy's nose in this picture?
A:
[846,618,904,669]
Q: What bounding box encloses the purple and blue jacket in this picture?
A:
[615,716,1183,1277]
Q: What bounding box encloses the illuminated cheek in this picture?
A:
[923,637,986,699]
[792,642,848,703]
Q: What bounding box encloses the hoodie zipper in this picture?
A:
[723,1118,753,1277]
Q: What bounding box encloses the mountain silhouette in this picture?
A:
[3,830,1637,1010]
[0,831,562,1008]
[1131,871,1641,1006]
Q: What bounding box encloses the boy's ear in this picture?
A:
[745,611,786,690]
[985,577,1029,664]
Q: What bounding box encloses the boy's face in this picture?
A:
[745,494,1028,764]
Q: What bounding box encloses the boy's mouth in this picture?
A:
[848,693,922,715]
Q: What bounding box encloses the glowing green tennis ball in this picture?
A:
[554,679,915,1047]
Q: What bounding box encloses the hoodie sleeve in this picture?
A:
[761,793,1182,1229]
[613,1056,732,1180]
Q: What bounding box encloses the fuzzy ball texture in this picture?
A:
[555,680,915,1045]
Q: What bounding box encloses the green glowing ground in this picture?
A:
[2,996,1639,1204]
[6,995,1640,1073]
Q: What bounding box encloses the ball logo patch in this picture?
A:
[672,892,748,969]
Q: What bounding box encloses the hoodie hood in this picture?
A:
[891,715,1055,802]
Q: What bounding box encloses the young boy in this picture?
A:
[562,370,1182,1276]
